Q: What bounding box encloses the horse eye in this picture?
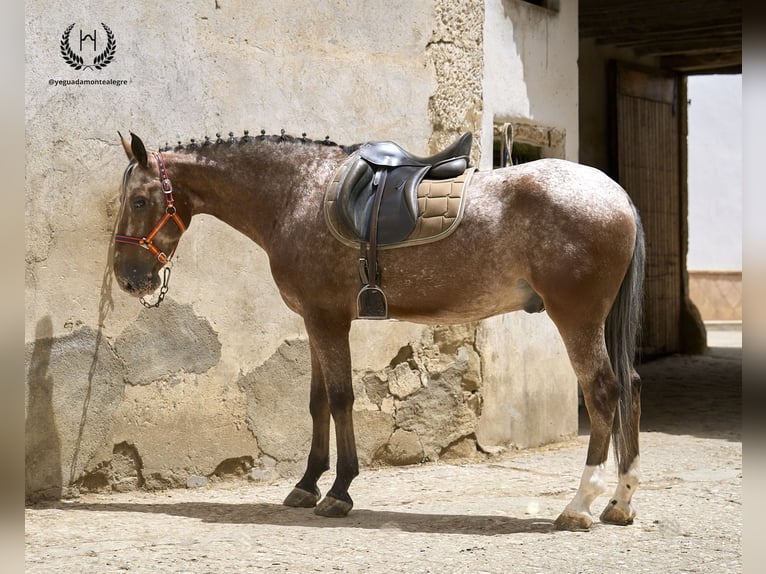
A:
[132,198,147,209]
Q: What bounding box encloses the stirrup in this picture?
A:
[357,285,388,319]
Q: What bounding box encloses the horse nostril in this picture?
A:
[115,262,158,295]
[120,278,138,293]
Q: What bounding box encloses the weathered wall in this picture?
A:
[474,0,579,444]
[481,0,579,167]
[26,0,579,500]
[426,0,484,161]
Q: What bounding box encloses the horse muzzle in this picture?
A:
[114,262,161,297]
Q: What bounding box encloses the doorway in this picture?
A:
[608,62,706,356]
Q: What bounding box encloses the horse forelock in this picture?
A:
[119,162,138,201]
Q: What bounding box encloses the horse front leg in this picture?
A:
[283,344,330,508]
[304,316,358,517]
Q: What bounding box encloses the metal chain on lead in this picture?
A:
[139,265,172,309]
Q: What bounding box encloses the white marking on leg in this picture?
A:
[612,456,640,505]
[564,463,607,517]
[600,456,640,524]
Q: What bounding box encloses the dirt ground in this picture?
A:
[25,325,742,573]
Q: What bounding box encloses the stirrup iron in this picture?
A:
[357,284,388,319]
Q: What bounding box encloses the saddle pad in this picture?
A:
[324,154,475,251]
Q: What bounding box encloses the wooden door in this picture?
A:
[610,63,682,355]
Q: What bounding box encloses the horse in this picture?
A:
[112,130,645,531]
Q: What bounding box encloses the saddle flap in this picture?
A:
[325,156,475,250]
[337,157,375,239]
[376,165,427,244]
[336,156,425,244]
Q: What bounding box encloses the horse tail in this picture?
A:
[605,203,645,471]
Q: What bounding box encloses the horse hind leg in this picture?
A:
[549,318,641,531]
[550,324,619,531]
[600,367,641,525]
[599,201,644,525]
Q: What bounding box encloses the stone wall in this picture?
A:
[25,0,578,500]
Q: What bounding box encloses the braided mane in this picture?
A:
[159,129,361,155]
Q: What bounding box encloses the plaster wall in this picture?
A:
[686,74,742,272]
[472,0,579,447]
[25,0,579,500]
[481,0,579,167]
[687,74,742,321]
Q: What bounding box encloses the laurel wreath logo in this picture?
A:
[60,23,116,71]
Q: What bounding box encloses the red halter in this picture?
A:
[115,151,186,265]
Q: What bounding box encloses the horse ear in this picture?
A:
[118,131,148,168]
[129,132,149,168]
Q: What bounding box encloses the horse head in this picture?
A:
[113,132,190,298]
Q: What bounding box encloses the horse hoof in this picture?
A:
[553,510,593,532]
[283,487,320,508]
[600,500,636,525]
[314,495,353,517]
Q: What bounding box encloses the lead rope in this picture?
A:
[502,122,514,167]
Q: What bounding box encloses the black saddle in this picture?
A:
[337,132,472,244]
[333,132,473,319]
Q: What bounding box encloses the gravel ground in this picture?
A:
[25,326,742,573]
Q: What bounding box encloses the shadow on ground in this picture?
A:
[35,500,556,535]
[580,345,741,442]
